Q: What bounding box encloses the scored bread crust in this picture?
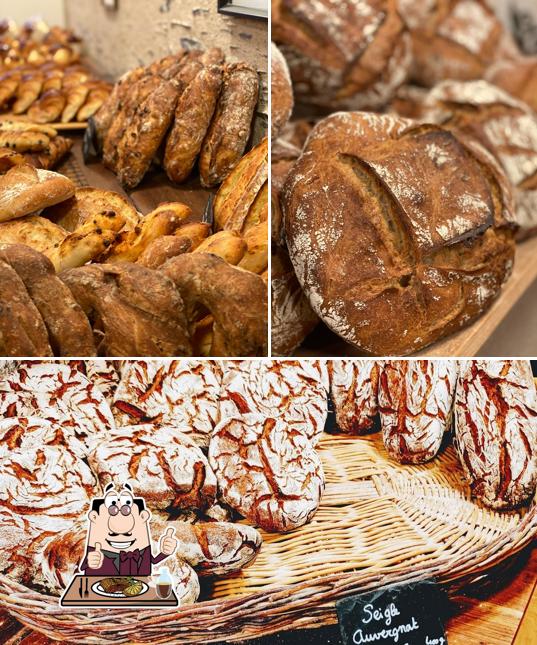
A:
[283,111,516,356]
[329,360,380,435]
[199,62,259,187]
[454,360,537,510]
[164,65,223,184]
[209,414,325,532]
[378,360,458,464]
[0,244,95,356]
[61,262,191,357]
[272,0,411,110]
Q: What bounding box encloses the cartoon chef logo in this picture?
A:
[81,483,177,576]
[60,482,178,608]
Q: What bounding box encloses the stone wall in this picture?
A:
[64,0,268,121]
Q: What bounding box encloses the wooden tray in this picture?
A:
[295,235,537,358]
[1,431,535,643]
[0,114,87,130]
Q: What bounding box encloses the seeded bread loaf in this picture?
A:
[283,111,517,355]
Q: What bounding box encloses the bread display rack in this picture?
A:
[1,416,536,642]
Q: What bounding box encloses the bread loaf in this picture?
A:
[329,360,380,435]
[209,414,325,532]
[271,246,318,356]
[271,42,293,140]
[423,80,537,240]
[164,65,223,184]
[112,360,222,448]
[454,360,537,510]
[403,0,518,87]
[69,359,119,405]
[61,262,191,357]
[169,521,262,576]
[272,0,411,110]
[88,424,217,511]
[283,111,517,355]
[219,360,328,444]
[379,360,458,464]
[0,164,75,223]
[486,55,537,115]
[199,62,259,187]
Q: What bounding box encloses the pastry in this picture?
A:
[283,112,516,355]
[12,71,43,114]
[61,82,90,123]
[27,88,66,123]
[209,414,325,532]
[199,62,259,187]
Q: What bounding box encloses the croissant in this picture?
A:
[27,89,66,123]
[0,70,20,107]
[61,82,89,122]
[12,71,43,114]
[77,83,112,121]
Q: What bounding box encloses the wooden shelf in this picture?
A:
[296,236,537,358]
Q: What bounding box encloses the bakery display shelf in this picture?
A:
[58,136,214,218]
[296,235,537,358]
[1,431,535,644]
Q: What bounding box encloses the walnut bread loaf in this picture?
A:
[283,111,517,356]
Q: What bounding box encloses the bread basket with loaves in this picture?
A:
[0,359,536,643]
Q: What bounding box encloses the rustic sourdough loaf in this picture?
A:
[272,0,411,110]
[329,360,380,435]
[454,360,537,510]
[423,80,537,240]
[486,55,537,115]
[401,0,519,87]
[283,111,517,356]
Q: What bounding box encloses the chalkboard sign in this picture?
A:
[336,580,448,645]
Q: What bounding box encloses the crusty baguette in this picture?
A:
[194,230,246,265]
[237,221,267,274]
[0,164,75,223]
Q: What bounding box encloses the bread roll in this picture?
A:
[454,360,537,509]
[0,164,75,223]
[283,112,516,355]
[199,62,259,187]
[271,42,293,140]
[272,0,411,110]
[423,80,537,240]
[209,414,324,532]
[379,360,458,464]
[329,360,380,435]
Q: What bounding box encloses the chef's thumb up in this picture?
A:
[88,541,104,569]
[160,527,177,556]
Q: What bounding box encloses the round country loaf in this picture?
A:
[272,0,411,110]
[283,111,517,356]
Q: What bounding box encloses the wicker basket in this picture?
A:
[1,429,536,644]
